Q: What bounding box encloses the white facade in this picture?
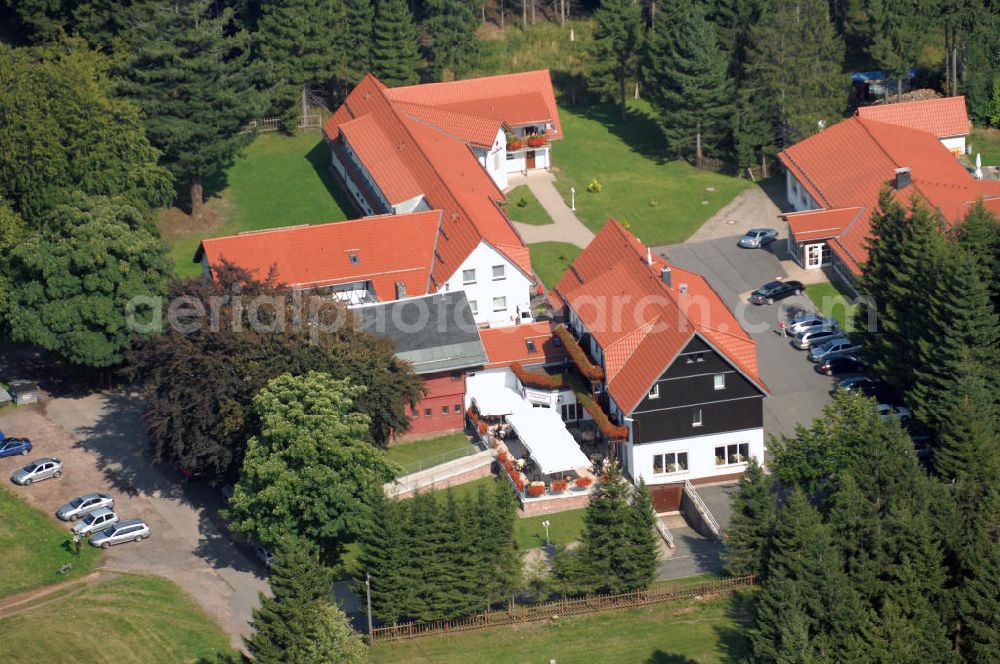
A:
[941,134,966,155]
[624,427,765,485]
[442,241,533,328]
[506,146,551,174]
[786,170,820,212]
[474,128,509,191]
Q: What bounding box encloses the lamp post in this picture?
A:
[570,187,576,211]
[542,519,551,546]
[365,572,373,636]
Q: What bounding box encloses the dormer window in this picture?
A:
[526,340,537,353]
[348,253,359,264]
[648,384,660,399]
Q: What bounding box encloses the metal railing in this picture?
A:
[655,514,675,549]
[684,480,722,541]
[398,444,481,476]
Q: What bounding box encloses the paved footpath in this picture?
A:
[507,171,595,248]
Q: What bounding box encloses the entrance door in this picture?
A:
[804,243,825,269]
[525,150,536,169]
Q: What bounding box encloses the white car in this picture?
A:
[71,507,120,536]
[10,457,62,485]
[57,493,114,521]
[787,315,839,336]
[877,403,913,423]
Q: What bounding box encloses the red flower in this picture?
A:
[527,484,545,497]
[551,479,568,492]
[575,477,593,488]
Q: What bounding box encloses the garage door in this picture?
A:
[649,483,683,513]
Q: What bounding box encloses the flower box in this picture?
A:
[506,139,524,151]
[478,422,488,435]
[498,450,511,464]
[512,362,568,390]
[526,135,546,148]
[551,479,568,493]
[555,325,604,382]
[575,476,593,489]
[527,483,546,497]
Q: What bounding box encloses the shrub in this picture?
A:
[648,197,658,207]
[587,178,602,193]
[517,197,528,208]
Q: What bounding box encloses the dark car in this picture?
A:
[0,437,32,458]
[750,280,804,305]
[815,353,864,376]
[834,376,894,401]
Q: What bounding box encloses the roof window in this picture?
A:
[526,340,538,353]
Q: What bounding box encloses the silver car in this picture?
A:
[89,519,150,549]
[71,507,119,536]
[738,228,779,248]
[11,457,62,485]
[792,328,843,350]
[787,314,838,336]
[809,337,861,362]
[57,493,114,521]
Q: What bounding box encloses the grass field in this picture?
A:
[514,507,585,550]
[506,185,554,225]
[387,433,476,473]
[551,103,752,246]
[971,127,1000,167]
[472,20,594,81]
[369,592,751,663]
[528,241,582,289]
[163,131,352,276]
[806,282,859,331]
[0,485,102,599]
[0,574,233,663]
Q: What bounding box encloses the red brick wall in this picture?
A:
[405,372,467,438]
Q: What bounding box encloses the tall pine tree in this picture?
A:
[344,0,375,84]
[723,457,775,577]
[116,0,261,218]
[422,0,479,80]
[371,0,421,86]
[620,479,660,590]
[643,2,733,162]
[932,353,1000,483]
[590,0,643,121]
[356,492,410,623]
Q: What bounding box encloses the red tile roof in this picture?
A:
[323,74,536,283]
[392,100,503,149]
[338,114,423,204]
[555,221,766,413]
[195,211,441,301]
[784,207,864,242]
[384,70,563,139]
[480,321,568,369]
[857,96,971,138]
[779,116,1000,275]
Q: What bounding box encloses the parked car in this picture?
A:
[786,314,838,336]
[792,328,843,350]
[750,280,805,305]
[90,519,150,549]
[738,228,779,248]
[0,437,32,458]
[809,337,862,362]
[57,493,114,521]
[877,403,913,423]
[10,457,62,485]
[834,376,894,401]
[71,507,119,536]
[815,354,865,376]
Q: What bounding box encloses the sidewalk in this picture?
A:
[507,171,595,249]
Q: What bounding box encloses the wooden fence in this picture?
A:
[369,575,755,642]
[240,114,325,134]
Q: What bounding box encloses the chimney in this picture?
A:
[646,247,652,266]
[395,280,406,300]
[680,283,688,296]
[661,266,672,288]
[894,167,911,190]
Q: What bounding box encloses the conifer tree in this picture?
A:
[958,512,1000,660]
[827,473,881,599]
[257,0,349,129]
[489,480,523,603]
[406,490,451,621]
[578,460,636,593]
[866,0,922,100]
[590,0,644,121]
[344,0,375,84]
[371,0,421,86]
[619,480,659,590]
[116,0,260,218]
[422,0,479,80]
[356,492,410,624]
[723,457,775,577]
[246,537,339,661]
[933,353,1000,483]
[643,3,733,161]
[436,490,480,618]
[741,0,847,149]
[956,201,1000,310]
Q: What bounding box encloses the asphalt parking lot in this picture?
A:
[655,236,840,440]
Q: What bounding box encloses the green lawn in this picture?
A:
[514,507,586,551]
[551,103,752,246]
[971,126,1000,168]
[164,131,352,276]
[506,185,554,225]
[472,20,594,81]
[369,592,751,663]
[0,574,233,663]
[806,282,859,331]
[387,433,477,474]
[0,485,102,599]
[528,241,582,289]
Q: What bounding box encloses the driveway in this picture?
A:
[0,394,268,650]
[654,237,839,441]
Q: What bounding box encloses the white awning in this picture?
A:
[467,372,527,417]
[506,408,591,475]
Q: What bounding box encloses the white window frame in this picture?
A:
[468,300,478,315]
[652,451,689,475]
[715,442,750,466]
[493,296,507,312]
[714,374,726,390]
[648,384,660,399]
[492,264,506,281]
[462,268,476,285]
[692,408,703,428]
